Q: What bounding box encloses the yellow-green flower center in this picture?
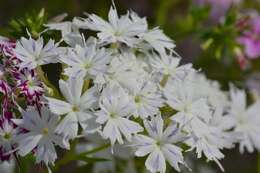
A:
[3,133,11,140]
[72,106,79,112]
[42,128,49,135]
[134,95,142,103]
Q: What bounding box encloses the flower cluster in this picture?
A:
[0,4,260,173]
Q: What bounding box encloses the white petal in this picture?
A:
[145,149,166,173]
[162,144,184,172]
[18,134,42,156]
[46,97,72,115]
[56,112,78,139]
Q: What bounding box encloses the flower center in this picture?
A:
[3,133,11,140]
[84,62,92,69]
[134,95,142,103]
[72,106,79,112]
[110,42,120,49]
[42,128,49,135]
[110,112,117,118]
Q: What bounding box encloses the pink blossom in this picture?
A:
[14,68,44,105]
[0,37,16,59]
[238,14,260,59]
[194,0,242,20]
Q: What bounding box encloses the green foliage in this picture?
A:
[200,8,240,60]
[8,9,47,39]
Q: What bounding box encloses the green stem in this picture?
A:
[256,153,260,173]
[53,143,110,172]
[78,143,110,156]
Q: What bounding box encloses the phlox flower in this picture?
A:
[46,76,99,139]
[14,68,44,105]
[131,80,164,119]
[139,27,175,55]
[60,38,111,79]
[131,115,187,173]
[14,37,59,69]
[194,0,242,20]
[149,53,192,80]
[238,13,260,59]
[95,84,143,145]
[74,5,147,47]
[0,114,17,161]
[12,107,70,166]
[229,86,260,153]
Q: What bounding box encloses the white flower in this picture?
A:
[164,77,226,168]
[46,76,99,139]
[229,86,260,153]
[45,21,84,47]
[0,118,17,161]
[60,38,111,79]
[97,54,144,92]
[12,107,69,165]
[186,135,224,171]
[149,53,192,79]
[74,5,147,47]
[131,115,187,173]
[190,73,229,108]
[45,21,79,38]
[14,37,58,69]
[131,81,164,119]
[95,84,143,145]
[209,106,237,149]
[164,78,211,128]
[139,27,175,55]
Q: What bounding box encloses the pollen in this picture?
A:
[134,95,142,103]
[3,133,11,140]
[42,128,49,135]
[72,106,79,112]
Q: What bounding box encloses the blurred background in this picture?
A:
[0,0,260,173]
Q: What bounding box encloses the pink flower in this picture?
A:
[194,0,242,20]
[14,68,44,105]
[238,14,260,59]
[0,36,16,58]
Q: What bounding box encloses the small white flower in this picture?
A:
[186,135,224,171]
[60,38,111,79]
[139,27,175,55]
[75,5,147,47]
[14,37,59,69]
[149,53,192,79]
[45,21,79,38]
[0,118,17,161]
[131,115,187,173]
[164,78,211,127]
[209,106,237,149]
[97,54,144,92]
[46,76,99,139]
[12,107,70,165]
[95,84,143,145]
[190,73,229,108]
[229,86,260,153]
[131,81,164,119]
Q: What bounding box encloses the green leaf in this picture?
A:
[76,156,109,163]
